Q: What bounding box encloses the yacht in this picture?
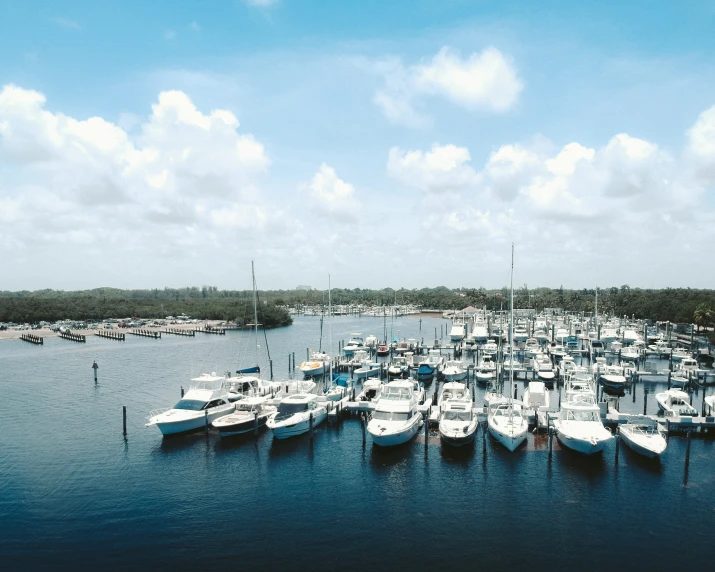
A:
[365,334,379,348]
[554,393,613,454]
[271,378,317,398]
[225,371,274,402]
[212,397,276,437]
[367,380,423,446]
[619,420,667,459]
[482,341,498,356]
[343,333,367,356]
[439,400,478,447]
[620,346,640,362]
[589,339,606,357]
[648,340,671,357]
[655,389,698,417]
[513,326,529,343]
[146,374,234,436]
[671,347,690,362]
[470,324,489,343]
[437,381,469,409]
[475,354,496,384]
[488,402,528,452]
[267,393,327,439]
[299,351,331,377]
[442,360,467,382]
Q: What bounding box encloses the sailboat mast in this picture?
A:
[252,260,259,366]
[509,244,514,397]
[328,275,332,379]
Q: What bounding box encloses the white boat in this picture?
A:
[655,389,698,416]
[675,357,699,380]
[522,381,551,411]
[449,321,466,342]
[648,340,671,356]
[601,328,618,345]
[266,393,327,439]
[224,372,274,401]
[299,351,331,377]
[554,393,613,455]
[619,420,667,459]
[442,360,467,382]
[271,378,317,398]
[671,347,690,362]
[482,341,498,356]
[324,374,353,401]
[705,395,715,415]
[343,333,367,356]
[558,355,576,378]
[387,355,409,378]
[146,374,234,436]
[354,362,380,380]
[475,354,496,384]
[212,397,276,437]
[439,399,478,447]
[534,353,555,384]
[367,380,423,446]
[365,334,379,348]
[470,325,488,343]
[600,365,627,392]
[620,346,640,362]
[357,377,383,402]
[437,381,469,408]
[488,402,528,452]
[549,343,567,360]
[524,338,540,358]
[513,326,529,343]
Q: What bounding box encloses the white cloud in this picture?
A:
[373,46,522,127]
[305,163,361,220]
[387,143,481,192]
[52,17,81,30]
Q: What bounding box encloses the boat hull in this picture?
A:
[440,424,478,447]
[619,431,666,459]
[443,371,467,382]
[369,418,421,447]
[555,428,610,455]
[214,414,270,437]
[270,410,327,439]
[488,422,527,452]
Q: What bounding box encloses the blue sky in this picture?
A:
[1,1,715,291]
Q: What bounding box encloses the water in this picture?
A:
[1,315,713,571]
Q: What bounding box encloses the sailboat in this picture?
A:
[488,244,528,452]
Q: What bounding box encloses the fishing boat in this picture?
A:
[671,347,690,362]
[449,320,466,342]
[620,346,640,362]
[619,420,667,459]
[387,356,409,378]
[553,393,613,455]
[367,380,423,447]
[655,389,698,416]
[212,397,276,437]
[475,354,496,384]
[343,333,367,356]
[522,381,551,411]
[524,338,540,358]
[442,360,467,382]
[648,340,672,357]
[439,400,478,447]
[599,365,627,392]
[146,374,234,436]
[534,353,555,386]
[324,373,353,401]
[357,377,383,402]
[299,351,331,377]
[266,393,327,439]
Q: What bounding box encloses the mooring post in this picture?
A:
[513,383,518,400]
[361,412,366,446]
[548,426,553,458]
[424,412,429,449]
[181,386,184,397]
[702,384,708,417]
[309,412,314,442]
[204,409,209,435]
[292,352,296,373]
[92,360,98,383]
[643,386,648,415]
[122,405,127,437]
[684,429,692,475]
[615,428,620,466]
[269,359,273,381]
[253,411,259,436]
[667,371,671,390]
[665,419,669,444]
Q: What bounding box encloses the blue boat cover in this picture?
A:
[332,373,351,387]
[236,365,260,374]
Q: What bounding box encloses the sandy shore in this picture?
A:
[0,321,228,341]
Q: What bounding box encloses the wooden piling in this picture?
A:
[254,411,259,436]
[424,412,429,449]
[123,405,127,436]
[309,412,314,442]
[204,409,209,435]
[643,386,648,415]
[615,428,620,465]
[20,333,44,345]
[361,413,366,446]
[548,427,553,458]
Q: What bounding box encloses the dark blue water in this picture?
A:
[1,315,713,571]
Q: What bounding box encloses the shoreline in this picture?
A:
[0,321,225,341]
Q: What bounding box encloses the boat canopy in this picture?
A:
[237,365,260,374]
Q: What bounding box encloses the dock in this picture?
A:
[95,329,125,341]
[129,329,161,339]
[195,327,225,335]
[164,328,195,337]
[20,333,43,345]
[59,331,86,343]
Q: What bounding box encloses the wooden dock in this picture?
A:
[59,331,86,343]
[163,328,195,337]
[95,330,125,341]
[129,329,161,339]
[20,333,43,345]
[195,327,225,335]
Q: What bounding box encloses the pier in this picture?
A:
[59,331,86,343]
[129,329,161,339]
[195,327,225,335]
[20,333,43,345]
[95,329,125,341]
[164,328,195,337]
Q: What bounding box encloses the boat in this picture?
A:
[324,373,353,401]
[365,334,379,348]
[655,389,698,417]
[367,380,423,446]
[534,353,555,386]
[524,338,540,358]
[589,339,606,357]
[648,340,672,357]
[212,397,276,437]
[437,381,469,408]
[619,419,667,459]
[449,320,466,342]
[475,354,496,384]
[599,365,627,392]
[357,377,383,402]
[299,351,331,377]
[548,343,567,360]
[470,324,489,343]
[487,244,528,453]
[146,374,235,436]
[376,344,390,356]
[705,395,715,415]
[482,341,498,356]
[416,361,435,382]
[671,347,690,362]
[343,333,367,356]
[620,346,640,362]
[354,362,380,380]
[522,381,551,411]
[387,356,409,378]
[513,326,529,343]
[442,360,467,382]
[439,400,478,447]
[553,393,613,455]
[266,393,327,439]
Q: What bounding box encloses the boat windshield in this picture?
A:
[275,402,307,419]
[382,387,411,400]
[173,399,208,411]
[443,410,471,422]
[564,410,600,422]
[373,411,411,421]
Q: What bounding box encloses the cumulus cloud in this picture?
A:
[373,46,522,127]
[387,143,481,192]
[305,163,361,220]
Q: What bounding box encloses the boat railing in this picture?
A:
[147,407,170,422]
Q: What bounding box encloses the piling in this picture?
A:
[204,409,209,435]
[361,413,366,446]
[306,348,309,361]
[269,360,274,381]
[92,360,98,383]
[684,429,692,483]
[122,405,127,437]
[667,371,672,390]
[59,331,86,343]
[20,333,44,345]
[309,412,314,442]
[254,411,259,437]
[288,354,291,377]
[181,386,184,397]
[548,427,553,458]
[513,383,518,400]
[615,428,620,466]
[424,412,429,450]
[292,352,296,374]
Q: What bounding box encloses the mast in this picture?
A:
[595,287,598,330]
[252,260,259,366]
[509,244,514,401]
[328,275,332,381]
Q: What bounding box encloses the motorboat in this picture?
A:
[299,351,331,377]
[648,340,672,357]
[357,377,383,402]
[271,378,317,398]
[324,374,353,401]
[620,346,640,362]
[437,381,469,408]
[482,341,498,356]
[225,369,274,401]
[622,361,637,378]
[599,365,627,392]
[343,333,367,356]
[705,395,715,415]
[442,360,467,382]
[675,357,700,380]
[534,354,555,385]
[671,347,691,362]
[513,326,529,343]
[589,339,606,357]
[365,334,379,348]
[367,380,423,446]
[470,324,488,343]
[212,397,276,437]
[449,321,466,342]
[522,381,551,411]
[524,338,540,358]
[146,374,234,436]
[488,402,528,452]
[553,393,613,455]
[619,419,667,459]
[475,354,496,384]
[354,362,380,380]
[655,389,698,417]
[376,344,390,356]
[549,343,567,360]
[558,355,576,378]
[439,400,478,447]
[387,356,409,378]
[266,393,327,439]
[600,328,618,345]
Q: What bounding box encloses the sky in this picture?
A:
[1,0,715,292]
